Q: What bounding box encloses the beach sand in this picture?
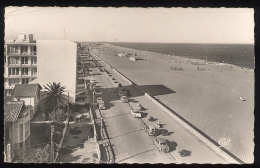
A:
[91,43,254,163]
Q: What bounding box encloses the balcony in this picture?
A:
[7,52,37,56]
[4,85,15,90]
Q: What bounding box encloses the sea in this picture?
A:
[108,42,255,69]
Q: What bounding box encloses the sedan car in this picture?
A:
[153,138,169,153]
[94,89,102,96]
[118,91,126,97]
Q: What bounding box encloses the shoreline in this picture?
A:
[103,43,254,70]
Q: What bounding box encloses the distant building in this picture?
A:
[29,40,78,103]
[12,84,42,119]
[4,34,37,96]
[4,101,32,162]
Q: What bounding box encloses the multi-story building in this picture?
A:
[4,34,37,96]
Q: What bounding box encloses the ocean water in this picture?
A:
[109,42,255,69]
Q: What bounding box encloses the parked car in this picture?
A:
[121,88,131,96]
[153,138,169,153]
[120,96,128,103]
[94,89,102,96]
[96,97,103,103]
[98,101,105,110]
[118,91,126,97]
[117,83,122,87]
[131,109,142,118]
[146,126,157,136]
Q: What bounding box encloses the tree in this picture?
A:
[14,144,50,163]
[41,82,67,115]
[49,108,68,123]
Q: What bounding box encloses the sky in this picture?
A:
[5,7,254,44]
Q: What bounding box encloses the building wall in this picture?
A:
[32,40,77,103]
[12,109,31,148]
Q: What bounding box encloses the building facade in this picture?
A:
[4,34,37,96]
[4,101,32,162]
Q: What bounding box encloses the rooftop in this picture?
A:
[12,84,42,98]
[4,101,24,122]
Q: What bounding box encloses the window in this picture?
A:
[8,68,19,76]
[22,78,29,84]
[21,57,28,64]
[9,57,19,65]
[31,57,37,64]
[32,68,37,76]
[9,79,20,86]
[21,68,28,75]
[21,46,28,54]
[19,124,23,143]
[10,46,18,54]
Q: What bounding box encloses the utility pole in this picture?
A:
[50,124,54,163]
[101,117,103,140]
[67,92,70,129]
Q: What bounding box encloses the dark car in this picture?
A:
[121,89,131,96]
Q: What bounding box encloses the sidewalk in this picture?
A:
[85,58,115,163]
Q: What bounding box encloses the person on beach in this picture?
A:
[240,96,245,101]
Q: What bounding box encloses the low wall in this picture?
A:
[112,69,132,85]
[144,93,242,164]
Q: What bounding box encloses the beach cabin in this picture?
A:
[118,53,126,57]
[130,56,142,61]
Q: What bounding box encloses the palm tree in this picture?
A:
[41,82,67,114]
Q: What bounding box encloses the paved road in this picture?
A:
[86,59,177,163]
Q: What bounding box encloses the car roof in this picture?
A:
[157,138,167,143]
[122,96,127,98]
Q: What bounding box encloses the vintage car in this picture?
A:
[153,138,170,153]
[98,101,105,110]
[120,96,128,103]
[131,109,142,118]
[94,89,102,96]
[118,91,126,97]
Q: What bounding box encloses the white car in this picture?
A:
[96,97,102,103]
[121,96,128,103]
[131,109,142,118]
[98,101,105,110]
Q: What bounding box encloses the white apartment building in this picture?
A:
[4,34,37,96]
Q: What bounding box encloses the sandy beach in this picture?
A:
[91,43,254,163]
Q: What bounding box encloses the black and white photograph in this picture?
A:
[4,7,254,164]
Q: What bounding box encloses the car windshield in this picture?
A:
[160,142,167,145]
[95,89,100,92]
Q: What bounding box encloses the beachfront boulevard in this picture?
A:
[86,59,176,163]
[86,53,228,163]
